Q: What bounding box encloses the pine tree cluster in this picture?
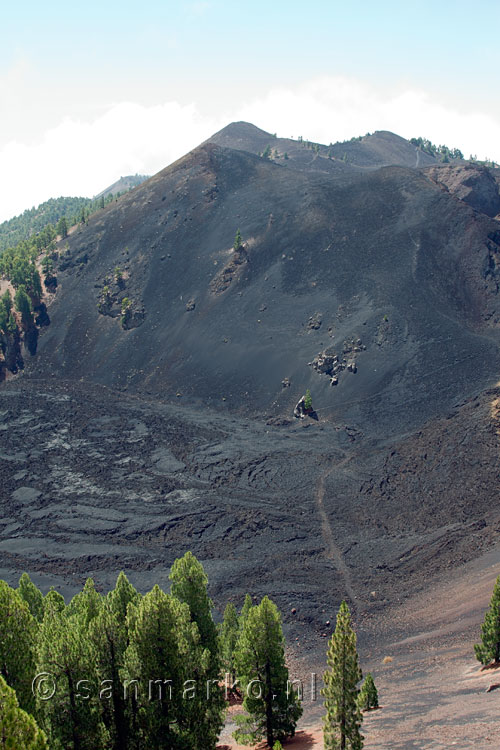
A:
[0,554,302,749]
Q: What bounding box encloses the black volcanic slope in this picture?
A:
[2,122,500,646]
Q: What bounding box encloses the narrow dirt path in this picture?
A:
[315,456,357,606]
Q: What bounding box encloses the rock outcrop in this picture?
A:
[426,164,500,218]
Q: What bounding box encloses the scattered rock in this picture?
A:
[210,245,249,294]
[266,416,293,427]
[185,298,196,312]
[121,307,146,330]
[282,377,291,388]
[307,313,322,330]
[310,336,364,383]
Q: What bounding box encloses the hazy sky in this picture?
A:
[1,0,499,222]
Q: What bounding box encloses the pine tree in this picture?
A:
[0,675,48,749]
[304,389,312,410]
[0,581,38,713]
[357,673,378,711]
[1,290,12,316]
[36,602,108,750]
[322,601,363,750]
[56,216,68,239]
[107,571,140,624]
[234,229,243,251]
[88,572,140,750]
[239,594,253,629]
[67,578,103,628]
[475,576,500,665]
[0,299,8,332]
[88,603,129,750]
[234,596,302,747]
[220,602,239,683]
[18,573,44,622]
[169,552,225,747]
[169,552,219,661]
[123,585,203,749]
[14,286,33,327]
[43,588,66,615]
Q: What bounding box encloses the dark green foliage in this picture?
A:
[233,596,302,747]
[358,673,378,710]
[157,554,225,746]
[233,229,242,251]
[322,601,363,750]
[239,593,253,629]
[0,197,90,253]
[88,573,139,750]
[0,299,8,333]
[14,286,33,326]
[410,137,463,160]
[169,551,225,745]
[475,576,500,665]
[56,216,68,239]
[1,290,12,316]
[0,192,123,274]
[43,589,66,616]
[304,389,312,410]
[262,144,272,160]
[0,290,17,336]
[17,574,44,623]
[0,675,48,749]
[41,255,53,277]
[123,584,219,749]
[0,562,297,750]
[220,602,239,682]
[36,594,107,749]
[66,578,103,628]
[0,581,38,714]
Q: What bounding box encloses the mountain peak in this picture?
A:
[210,121,273,140]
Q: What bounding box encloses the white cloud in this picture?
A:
[1,76,500,223]
[237,77,500,161]
[0,102,222,222]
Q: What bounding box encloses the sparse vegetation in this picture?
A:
[358,673,379,710]
[410,137,463,161]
